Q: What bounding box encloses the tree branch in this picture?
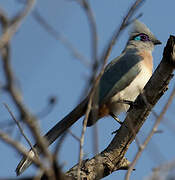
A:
[125,84,175,180]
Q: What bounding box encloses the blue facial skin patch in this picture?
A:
[134,36,141,41]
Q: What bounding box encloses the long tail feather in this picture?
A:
[16,98,88,175]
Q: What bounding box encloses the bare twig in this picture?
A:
[32,9,90,67]
[0,130,46,172]
[153,159,175,174]
[100,1,144,66]
[3,103,34,150]
[54,132,68,158]
[76,0,98,66]
[144,137,166,165]
[152,109,175,135]
[0,96,57,128]
[77,94,93,180]
[0,0,36,49]
[1,26,52,170]
[74,1,98,179]
[0,129,58,180]
[68,130,81,142]
[73,2,100,173]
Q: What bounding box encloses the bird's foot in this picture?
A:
[111,129,119,134]
[110,112,123,125]
[117,99,141,110]
[109,113,122,134]
[118,99,134,106]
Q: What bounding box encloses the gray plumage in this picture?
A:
[99,49,141,105]
[15,20,161,176]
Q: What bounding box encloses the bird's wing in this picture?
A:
[99,51,142,105]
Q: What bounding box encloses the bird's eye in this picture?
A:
[134,33,150,42]
[140,34,150,41]
[141,35,146,39]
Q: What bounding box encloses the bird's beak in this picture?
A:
[153,39,162,45]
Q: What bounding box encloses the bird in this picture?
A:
[16,20,161,175]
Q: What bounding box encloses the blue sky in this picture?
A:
[0,0,175,179]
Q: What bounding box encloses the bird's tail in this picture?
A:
[16,98,88,176]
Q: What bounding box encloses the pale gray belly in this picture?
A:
[109,67,152,115]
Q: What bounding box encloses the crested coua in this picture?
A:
[87,20,161,126]
[16,20,161,175]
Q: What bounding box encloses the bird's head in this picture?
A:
[127,20,161,51]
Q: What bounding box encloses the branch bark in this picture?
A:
[65,35,175,179]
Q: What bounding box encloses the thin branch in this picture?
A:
[100,0,144,66]
[2,30,52,170]
[0,129,57,180]
[73,1,98,179]
[54,131,68,158]
[32,9,90,67]
[77,94,93,180]
[74,1,100,168]
[153,159,175,174]
[152,109,175,135]
[3,103,34,150]
[68,130,81,142]
[76,0,98,67]
[0,0,36,49]
[0,96,57,128]
[0,130,46,172]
